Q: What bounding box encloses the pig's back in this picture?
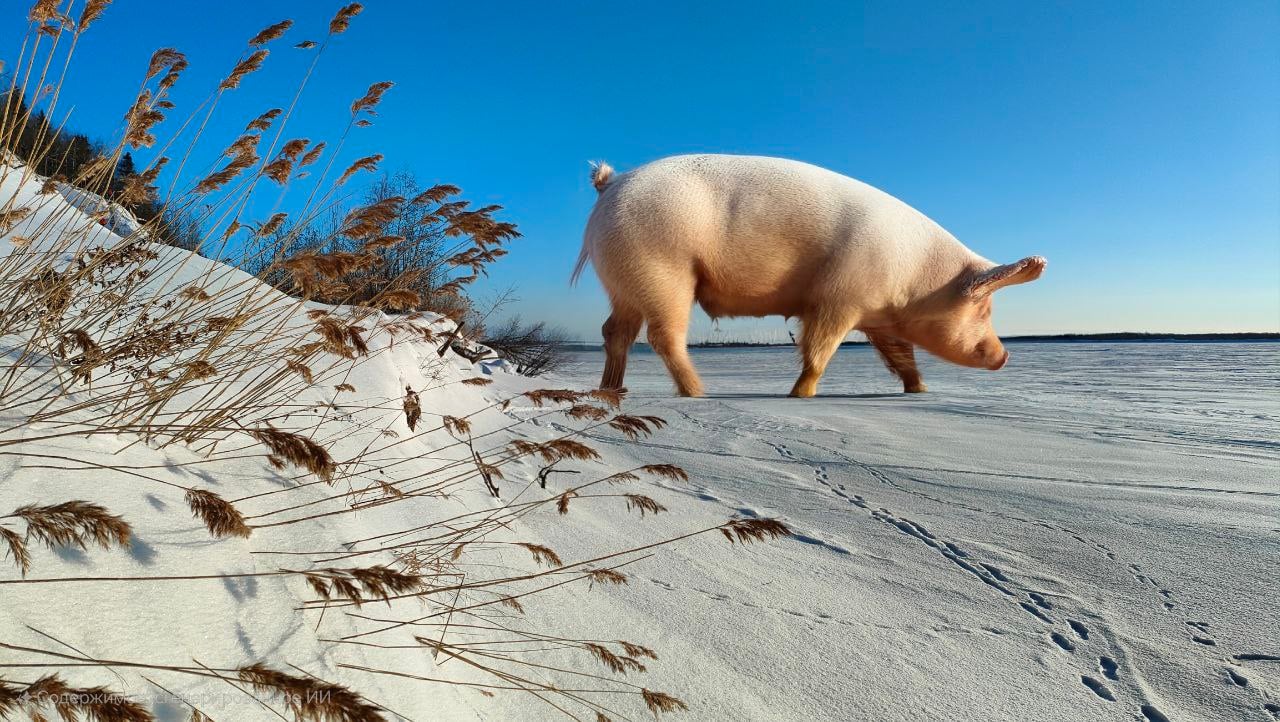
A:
[593,154,950,301]
[603,154,941,258]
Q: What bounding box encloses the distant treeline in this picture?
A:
[563,332,1279,351]
[695,332,1280,348]
[0,84,201,248]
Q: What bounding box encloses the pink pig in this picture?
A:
[572,154,1045,397]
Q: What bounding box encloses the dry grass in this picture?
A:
[0,2,792,720]
[0,673,152,722]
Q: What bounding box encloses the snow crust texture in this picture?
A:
[544,344,1279,721]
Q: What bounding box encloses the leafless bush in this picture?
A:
[482,315,572,376]
[242,170,516,321]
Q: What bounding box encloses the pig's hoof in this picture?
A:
[904,384,928,394]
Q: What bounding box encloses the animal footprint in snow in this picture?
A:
[980,564,1011,583]
[769,443,795,459]
[1068,619,1090,640]
[1098,657,1119,680]
[1080,676,1115,701]
[1019,602,1053,624]
[1185,621,1216,646]
[1051,632,1076,652]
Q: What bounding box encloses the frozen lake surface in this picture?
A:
[545,342,1279,721]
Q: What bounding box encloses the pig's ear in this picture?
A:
[963,256,1047,298]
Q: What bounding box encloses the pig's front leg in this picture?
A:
[866,332,927,393]
[790,314,858,398]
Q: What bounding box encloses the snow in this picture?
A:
[0,164,691,720]
[1,155,1276,721]
[55,181,147,238]
[541,343,1279,721]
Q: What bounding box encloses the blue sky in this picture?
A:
[12,0,1279,339]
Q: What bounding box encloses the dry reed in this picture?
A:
[0,2,793,718]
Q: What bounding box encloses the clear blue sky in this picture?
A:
[12,0,1279,339]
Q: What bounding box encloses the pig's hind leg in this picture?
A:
[643,278,704,397]
[600,306,643,391]
[867,332,927,393]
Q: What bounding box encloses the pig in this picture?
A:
[571,154,1045,398]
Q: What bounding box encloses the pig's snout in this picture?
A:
[987,350,1009,371]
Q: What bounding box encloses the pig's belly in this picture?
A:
[693,267,811,319]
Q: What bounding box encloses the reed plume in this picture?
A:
[338,195,401,237]
[374,288,419,310]
[719,518,791,545]
[299,141,326,167]
[351,81,394,116]
[301,566,423,606]
[642,689,689,718]
[522,389,583,407]
[442,415,471,435]
[286,360,314,384]
[587,568,628,587]
[0,207,33,234]
[77,0,111,31]
[5,674,152,722]
[220,49,269,90]
[623,495,668,517]
[402,386,421,431]
[145,48,186,79]
[237,664,386,722]
[0,526,31,575]
[245,108,283,131]
[584,643,646,674]
[250,426,335,482]
[7,502,131,563]
[517,543,563,568]
[256,212,289,237]
[337,154,382,185]
[510,439,600,464]
[607,414,667,440]
[328,3,364,35]
[565,403,609,421]
[184,489,252,539]
[28,0,61,24]
[641,464,689,482]
[621,641,657,660]
[248,19,293,47]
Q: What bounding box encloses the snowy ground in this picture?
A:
[538,342,1279,721]
[0,162,720,721]
[1,154,1275,720]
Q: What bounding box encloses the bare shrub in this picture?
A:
[243,170,517,320]
[482,315,572,376]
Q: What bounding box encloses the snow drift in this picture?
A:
[0,159,761,721]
